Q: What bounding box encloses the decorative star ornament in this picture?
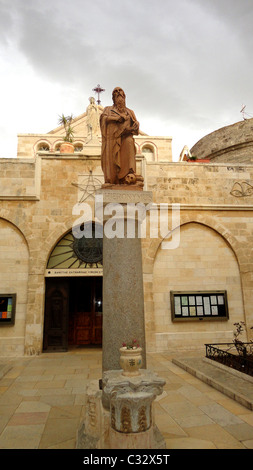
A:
[72,170,103,202]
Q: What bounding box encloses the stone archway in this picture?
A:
[145,212,240,264]
[151,221,245,352]
[0,218,29,356]
[143,211,245,353]
[43,223,103,352]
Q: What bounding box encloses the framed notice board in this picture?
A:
[0,294,16,325]
[171,291,229,322]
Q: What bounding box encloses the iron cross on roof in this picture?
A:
[92,84,105,105]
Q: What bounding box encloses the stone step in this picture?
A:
[172,356,253,411]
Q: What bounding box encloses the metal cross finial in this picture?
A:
[92,84,105,105]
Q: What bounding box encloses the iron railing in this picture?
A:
[205,342,253,377]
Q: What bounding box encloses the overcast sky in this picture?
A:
[1,0,253,160]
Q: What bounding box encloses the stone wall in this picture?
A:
[135,136,172,162]
[146,161,253,205]
[0,158,40,199]
[0,155,103,355]
[17,134,172,162]
[0,219,29,356]
[142,162,253,351]
[0,155,252,355]
[142,206,253,352]
[151,222,245,352]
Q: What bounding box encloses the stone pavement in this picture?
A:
[0,348,253,449]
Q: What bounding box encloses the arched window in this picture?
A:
[54,143,62,152]
[74,143,84,153]
[37,142,50,152]
[47,223,103,270]
[142,145,155,161]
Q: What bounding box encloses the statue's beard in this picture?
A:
[114,95,126,113]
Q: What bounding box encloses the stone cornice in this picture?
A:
[152,203,253,211]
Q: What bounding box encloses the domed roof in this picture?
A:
[190,118,253,164]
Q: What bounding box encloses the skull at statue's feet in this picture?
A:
[124,173,137,185]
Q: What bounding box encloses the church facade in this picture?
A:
[0,98,252,356]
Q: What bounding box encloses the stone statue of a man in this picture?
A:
[100,87,143,188]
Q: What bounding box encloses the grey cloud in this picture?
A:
[2,0,253,148]
[0,0,17,45]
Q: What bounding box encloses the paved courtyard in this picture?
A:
[0,348,253,449]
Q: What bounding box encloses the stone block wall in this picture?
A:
[151,222,245,352]
[0,158,40,199]
[17,133,172,162]
[0,155,252,355]
[146,161,253,206]
[0,155,103,355]
[135,136,172,162]
[0,219,29,356]
[141,161,253,352]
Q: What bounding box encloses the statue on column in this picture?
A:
[100,87,144,188]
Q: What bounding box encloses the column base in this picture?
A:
[76,370,166,450]
[109,425,166,450]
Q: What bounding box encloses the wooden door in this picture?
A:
[68,277,102,346]
[43,278,69,351]
[93,277,103,344]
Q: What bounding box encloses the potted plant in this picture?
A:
[119,339,142,376]
[58,113,75,153]
[187,155,197,161]
[187,155,210,163]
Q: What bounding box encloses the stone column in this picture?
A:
[96,189,152,373]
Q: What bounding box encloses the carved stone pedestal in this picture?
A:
[76,370,166,449]
[76,380,110,449]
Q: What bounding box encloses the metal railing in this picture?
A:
[205,342,253,377]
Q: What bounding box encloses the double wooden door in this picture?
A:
[43,277,102,351]
[68,277,102,346]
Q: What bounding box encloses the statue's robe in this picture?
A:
[100,106,139,184]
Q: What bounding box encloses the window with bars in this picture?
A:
[170,291,229,322]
